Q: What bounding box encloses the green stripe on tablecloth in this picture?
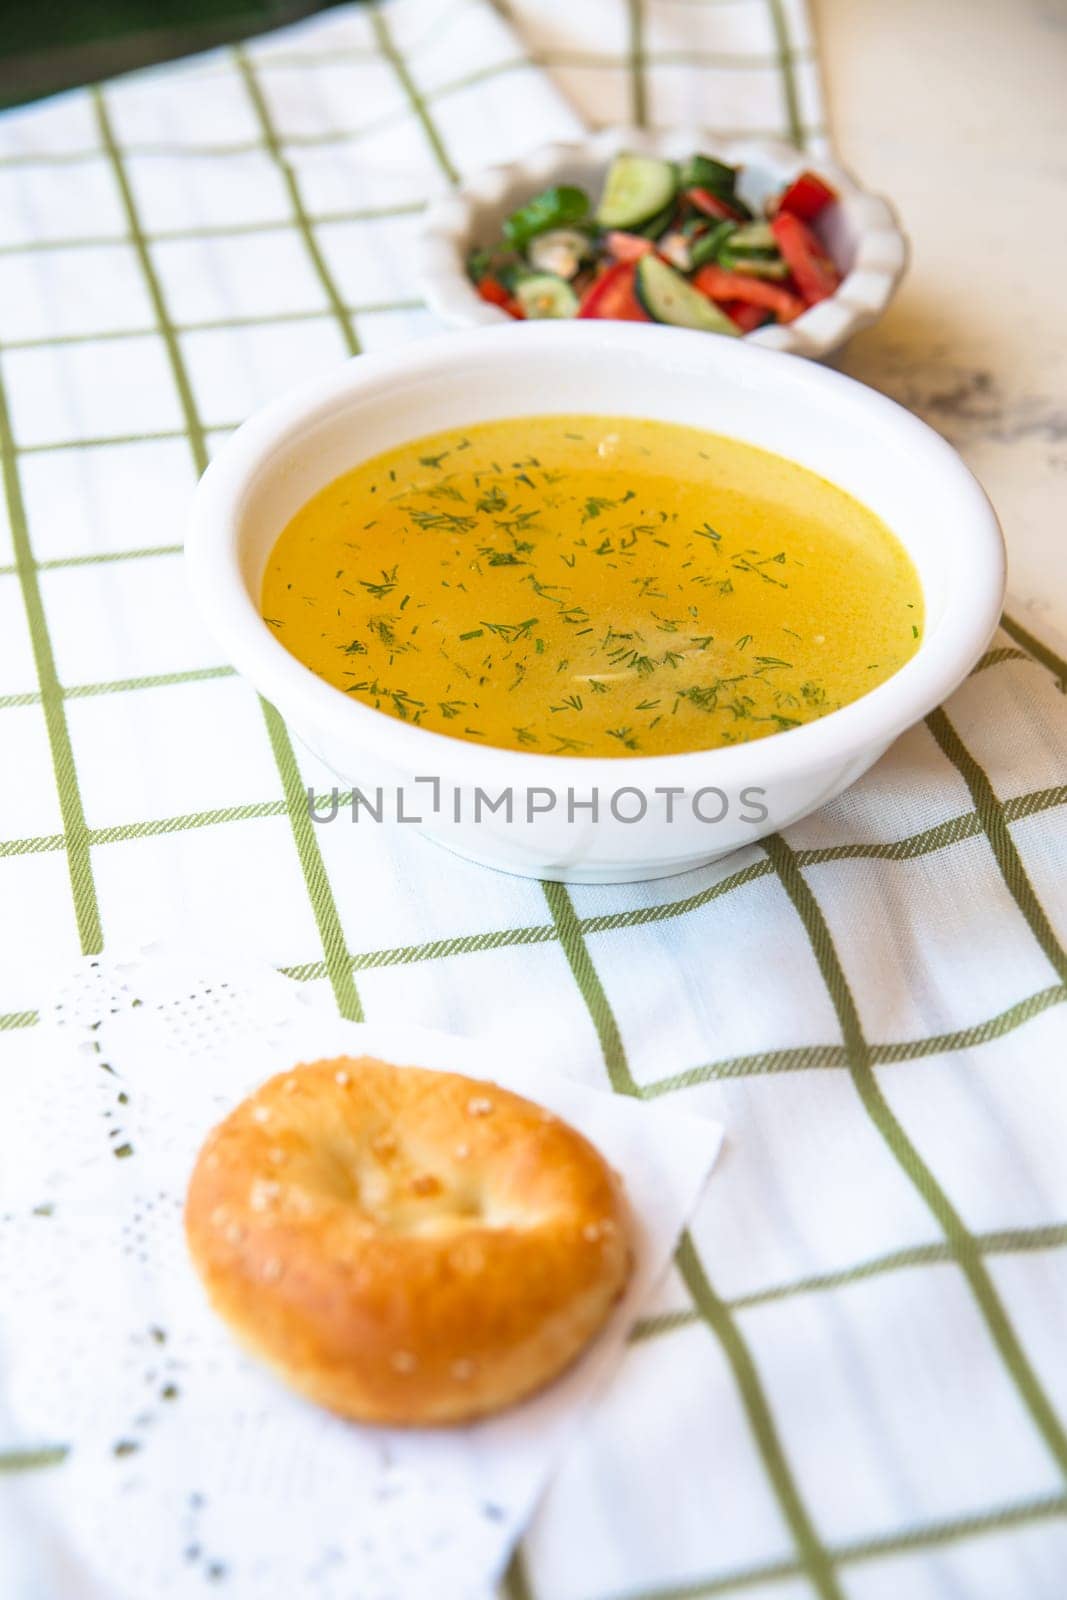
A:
[677,1233,845,1600]
[17,427,221,455]
[274,967,1064,1081]
[619,1554,800,1600]
[635,1221,1067,1341]
[234,48,361,355]
[0,201,427,258]
[261,701,363,1020]
[543,880,637,1097]
[611,1491,1067,1600]
[873,982,1067,1061]
[0,834,68,859]
[0,1010,40,1031]
[1008,784,1067,822]
[0,361,103,955]
[370,2,460,184]
[93,88,209,476]
[0,799,286,856]
[92,800,289,844]
[1002,613,1067,693]
[797,809,984,865]
[280,921,561,979]
[974,646,1031,674]
[583,859,772,934]
[254,42,819,72]
[348,923,558,971]
[766,0,804,147]
[4,299,421,356]
[927,708,1067,983]
[376,51,532,106]
[542,881,841,1596]
[503,1547,535,1600]
[36,545,184,570]
[627,0,649,126]
[92,74,367,1023]
[643,982,1067,1091]
[0,1445,68,1472]
[67,666,237,699]
[645,1041,845,1091]
[0,117,828,170]
[233,38,372,1017]
[231,18,467,67]
[0,665,234,711]
[833,1491,1067,1572]
[764,832,1067,1479]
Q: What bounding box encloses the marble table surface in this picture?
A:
[815,0,1067,642]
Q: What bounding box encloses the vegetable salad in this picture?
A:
[467,152,842,336]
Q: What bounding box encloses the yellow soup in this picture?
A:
[262,416,923,757]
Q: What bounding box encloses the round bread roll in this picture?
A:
[185,1056,633,1425]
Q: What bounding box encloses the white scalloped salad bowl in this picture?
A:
[417,125,908,360]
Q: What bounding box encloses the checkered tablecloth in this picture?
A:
[2,3,1067,1598]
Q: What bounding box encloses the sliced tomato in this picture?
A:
[477,274,524,319]
[686,186,746,223]
[605,230,655,263]
[775,170,837,222]
[692,265,804,323]
[769,212,840,304]
[577,261,650,322]
[721,301,773,333]
[476,275,510,307]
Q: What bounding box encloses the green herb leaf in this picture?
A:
[503,185,590,250]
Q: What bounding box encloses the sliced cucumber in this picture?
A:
[727,221,776,253]
[515,273,579,319]
[596,153,677,230]
[635,255,740,335]
[636,200,676,240]
[718,250,790,280]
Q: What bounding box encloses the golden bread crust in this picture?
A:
[184,1057,633,1424]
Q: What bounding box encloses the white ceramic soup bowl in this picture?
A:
[186,322,1005,884]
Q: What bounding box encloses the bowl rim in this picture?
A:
[415,125,910,361]
[186,320,1006,793]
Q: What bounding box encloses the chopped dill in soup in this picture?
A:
[261,415,923,757]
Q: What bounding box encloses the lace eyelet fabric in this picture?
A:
[0,943,717,1600]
